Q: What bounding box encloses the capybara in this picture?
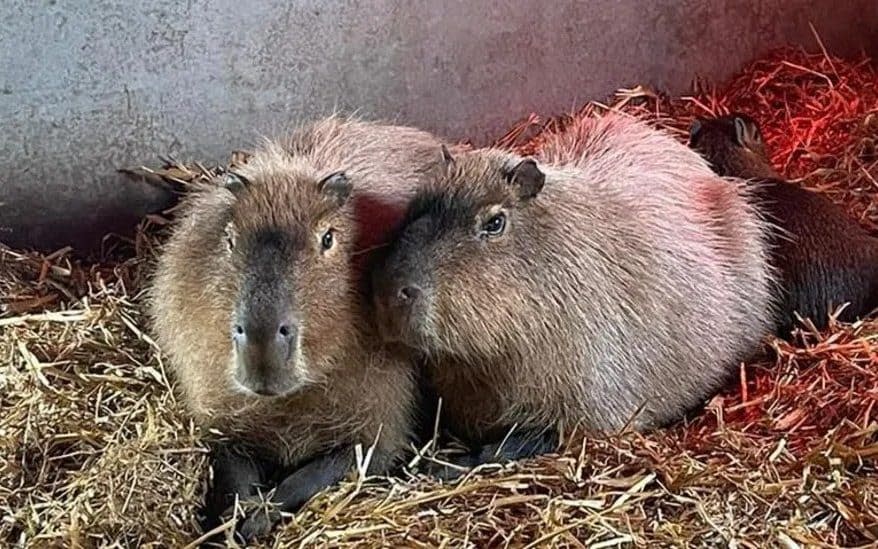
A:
[688,113,780,180]
[149,115,452,541]
[690,112,878,335]
[372,113,777,472]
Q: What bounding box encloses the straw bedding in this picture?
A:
[2,46,877,548]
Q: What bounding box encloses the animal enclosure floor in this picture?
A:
[2,46,877,548]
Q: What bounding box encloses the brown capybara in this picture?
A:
[688,113,780,180]
[149,115,452,542]
[371,113,777,473]
[690,113,878,335]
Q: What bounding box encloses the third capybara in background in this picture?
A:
[690,113,878,335]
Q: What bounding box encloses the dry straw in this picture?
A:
[2,46,876,547]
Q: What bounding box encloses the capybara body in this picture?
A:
[690,113,878,334]
[373,113,777,452]
[148,115,449,539]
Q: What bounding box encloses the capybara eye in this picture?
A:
[481,213,506,237]
[320,229,335,251]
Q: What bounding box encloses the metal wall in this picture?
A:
[2,0,876,252]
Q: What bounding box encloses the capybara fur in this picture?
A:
[690,113,878,334]
[148,115,450,541]
[372,113,777,466]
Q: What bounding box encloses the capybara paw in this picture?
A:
[235,506,281,544]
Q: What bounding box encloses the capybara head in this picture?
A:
[372,147,547,359]
[688,113,776,178]
[203,149,358,397]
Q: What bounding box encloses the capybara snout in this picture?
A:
[372,216,439,344]
[231,303,300,397]
[228,231,304,396]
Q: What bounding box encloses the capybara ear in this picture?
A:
[318,171,352,208]
[733,114,763,148]
[440,144,455,165]
[222,172,250,194]
[688,118,704,144]
[506,158,545,201]
[438,144,456,176]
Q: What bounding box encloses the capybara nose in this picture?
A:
[233,317,298,348]
[397,285,423,305]
[233,313,299,395]
[277,322,296,343]
[233,323,245,343]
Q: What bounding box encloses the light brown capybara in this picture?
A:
[371,113,777,474]
[149,115,454,541]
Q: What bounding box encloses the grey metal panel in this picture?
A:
[2,0,876,252]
